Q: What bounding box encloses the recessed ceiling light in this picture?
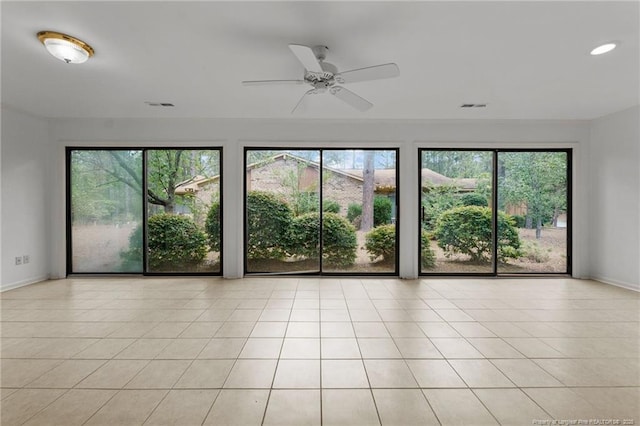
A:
[37,31,94,64]
[590,42,618,56]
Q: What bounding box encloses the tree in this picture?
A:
[70,150,142,224]
[498,152,567,239]
[274,161,319,216]
[361,151,376,231]
[73,149,219,215]
[146,150,219,214]
[421,151,492,178]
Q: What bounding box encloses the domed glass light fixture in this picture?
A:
[37,31,94,64]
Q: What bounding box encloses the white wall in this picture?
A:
[1,107,52,290]
[49,117,590,279]
[588,106,640,290]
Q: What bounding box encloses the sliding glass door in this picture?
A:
[420,150,494,274]
[497,151,569,273]
[69,150,144,273]
[420,149,570,275]
[245,148,398,275]
[145,149,221,273]
[322,150,397,273]
[68,148,222,275]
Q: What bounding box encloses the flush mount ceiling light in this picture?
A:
[590,42,618,56]
[37,31,94,64]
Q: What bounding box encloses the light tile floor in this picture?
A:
[1,277,638,425]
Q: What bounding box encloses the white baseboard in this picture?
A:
[591,275,640,292]
[1,275,48,292]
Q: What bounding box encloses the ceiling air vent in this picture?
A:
[461,103,487,108]
[145,102,174,107]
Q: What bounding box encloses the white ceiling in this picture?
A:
[1,1,638,120]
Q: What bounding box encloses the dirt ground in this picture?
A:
[426,227,568,273]
[73,224,566,274]
[72,224,136,272]
[246,230,395,273]
[72,224,220,273]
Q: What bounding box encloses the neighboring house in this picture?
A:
[175,153,478,222]
[175,175,220,206]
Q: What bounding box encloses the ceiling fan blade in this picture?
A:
[288,44,323,73]
[291,89,318,114]
[329,86,373,112]
[335,63,399,84]
[242,80,306,86]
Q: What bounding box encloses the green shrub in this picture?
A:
[520,240,551,263]
[292,192,319,216]
[347,203,362,224]
[286,213,320,260]
[434,206,520,263]
[322,213,358,267]
[421,230,436,269]
[422,185,461,232]
[120,214,208,270]
[460,193,488,207]
[351,215,362,230]
[120,223,144,271]
[247,191,292,259]
[205,201,221,252]
[287,212,357,268]
[512,215,526,228]
[374,196,393,226]
[364,224,396,262]
[323,200,341,214]
[147,214,208,269]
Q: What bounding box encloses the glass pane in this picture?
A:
[420,150,494,273]
[145,149,221,273]
[70,150,143,273]
[497,151,569,273]
[246,149,321,273]
[322,150,397,273]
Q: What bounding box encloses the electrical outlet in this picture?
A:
[15,256,22,265]
[23,255,30,264]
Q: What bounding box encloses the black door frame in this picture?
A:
[418,148,572,276]
[66,146,223,276]
[244,147,400,276]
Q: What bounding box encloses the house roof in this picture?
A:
[176,152,476,194]
[343,168,477,190]
[174,175,220,195]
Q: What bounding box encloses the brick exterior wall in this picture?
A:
[185,156,395,221]
[246,157,365,217]
[322,170,363,216]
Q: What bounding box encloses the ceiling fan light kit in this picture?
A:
[242,44,399,114]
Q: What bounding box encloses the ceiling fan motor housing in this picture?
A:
[303,45,338,88]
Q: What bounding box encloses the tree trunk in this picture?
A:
[536,217,542,239]
[361,151,375,232]
[525,216,533,229]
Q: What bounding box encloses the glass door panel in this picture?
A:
[145,149,221,273]
[497,151,569,273]
[420,150,494,274]
[245,149,321,273]
[322,149,398,273]
[69,149,143,273]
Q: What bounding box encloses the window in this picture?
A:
[420,149,570,275]
[67,147,222,275]
[245,148,398,275]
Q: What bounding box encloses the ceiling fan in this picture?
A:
[242,44,400,114]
